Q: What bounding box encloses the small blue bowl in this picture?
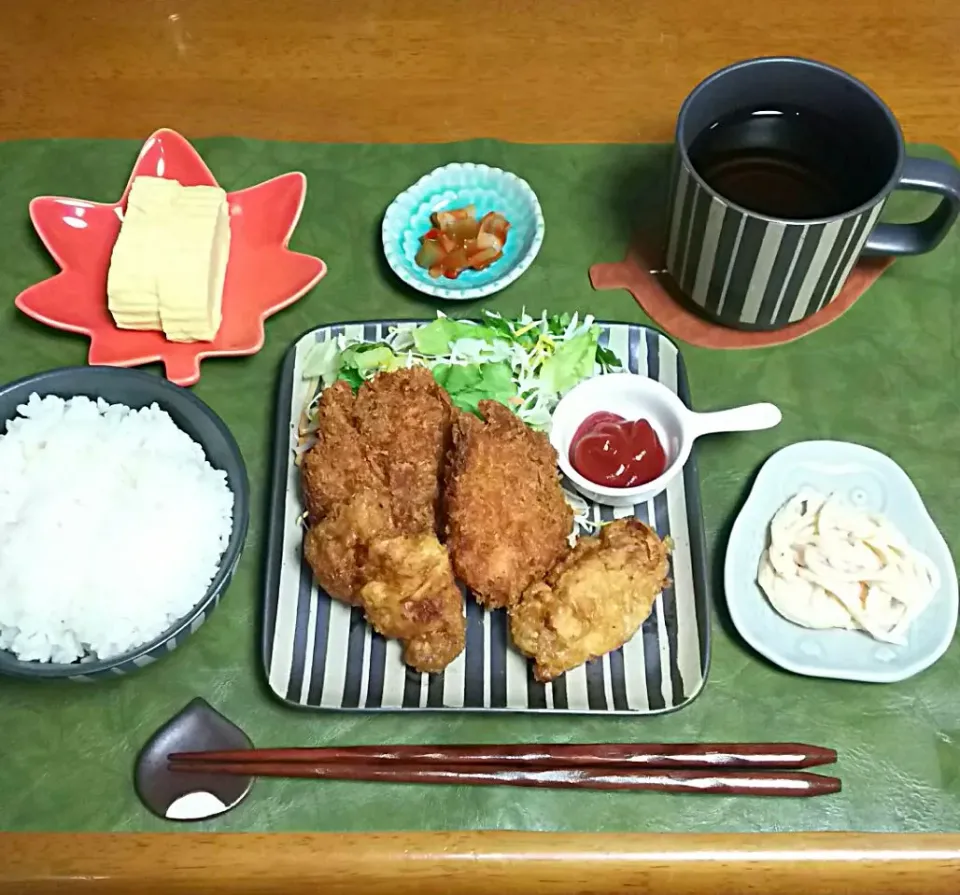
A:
[382,162,545,300]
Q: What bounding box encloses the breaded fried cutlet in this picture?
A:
[300,380,385,524]
[359,533,466,673]
[354,367,454,536]
[509,518,670,682]
[302,491,396,604]
[444,400,573,609]
[298,369,462,672]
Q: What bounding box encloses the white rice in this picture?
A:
[0,394,234,664]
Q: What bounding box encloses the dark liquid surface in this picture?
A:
[687,105,885,220]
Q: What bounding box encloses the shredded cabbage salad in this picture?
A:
[300,309,621,432]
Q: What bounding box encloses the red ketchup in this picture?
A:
[569,411,667,488]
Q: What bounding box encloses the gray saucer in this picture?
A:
[134,697,253,821]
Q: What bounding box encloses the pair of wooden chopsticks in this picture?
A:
[168,742,840,797]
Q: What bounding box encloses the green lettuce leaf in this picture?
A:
[413,318,499,355]
[300,339,342,386]
[353,345,397,373]
[595,343,623,372]
[546,312,573,336]
[336,343,398,390]
[539,327,600,395]
[337,367,365,390]
[432,361,517,415]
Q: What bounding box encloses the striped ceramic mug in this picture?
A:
[666,57,960,330]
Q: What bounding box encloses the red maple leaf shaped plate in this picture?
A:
[15,128,327,386]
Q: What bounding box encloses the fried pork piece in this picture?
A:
[359,533,466,673]
[444,400,573,609]
[353,367,454,536]
[509,519,671,682]
[300,381,384,524]
[302,491,396,604]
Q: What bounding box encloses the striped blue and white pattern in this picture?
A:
[65,590,225,682]
[0,575,234,683]
[263,321,710,714]
[666,153,886,328]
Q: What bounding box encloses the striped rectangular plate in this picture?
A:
[262,321,711,714]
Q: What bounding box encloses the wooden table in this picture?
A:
[2,0,959,151]
[2,1,959,892]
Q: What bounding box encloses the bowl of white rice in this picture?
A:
[0,366,249,681]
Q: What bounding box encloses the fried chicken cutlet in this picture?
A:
[302,491,395,604]
[445,400,573,609]
[354,366,454,536]
[509,518,670,682]
[359,534,466,673]
[300,380,384,524]
[298,369,464,672]
[300,381,391,605]
[301,368,453,535]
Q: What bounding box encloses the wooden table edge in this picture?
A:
[4,831,960,894]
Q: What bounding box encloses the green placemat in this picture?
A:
[0,139,957,833]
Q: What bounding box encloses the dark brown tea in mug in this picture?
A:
[687,105,885,220]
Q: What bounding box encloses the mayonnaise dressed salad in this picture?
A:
[757,490,939,644]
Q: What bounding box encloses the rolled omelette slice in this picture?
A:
[107,176,231,342]
[107,177,178,330]
[158,186,231,343]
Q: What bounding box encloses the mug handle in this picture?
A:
[862,156,960,256]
